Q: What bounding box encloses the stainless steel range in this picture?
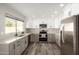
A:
[39,24,48,41]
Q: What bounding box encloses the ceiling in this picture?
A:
[5,3,70,19]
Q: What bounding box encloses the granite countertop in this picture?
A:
[0,33,31,44]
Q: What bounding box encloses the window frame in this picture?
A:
[5,16,17,34]
[16,20,24,34]
[5,16,24,35]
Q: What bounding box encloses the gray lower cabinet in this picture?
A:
[30,34,35,42]
[34,34,39,42]
[9,42,15,55]
[55,33,61,47]
[15,39,22,55]
[48,34,55,42]
[20,38,26,53]
[15,37,28,55]
[30,34,39,42]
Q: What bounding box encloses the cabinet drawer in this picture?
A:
[15,40,21,47]
[15,40,21,55]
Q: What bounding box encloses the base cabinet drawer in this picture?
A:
[15,39,22,55]
[15,46,21,55]
[20,39,26,53]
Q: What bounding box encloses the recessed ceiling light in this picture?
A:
[60,4,64,7]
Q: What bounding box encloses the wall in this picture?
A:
[25,16,55,28]
[0,4,25,40]
[26,28,59,34]
[63,3,79,19]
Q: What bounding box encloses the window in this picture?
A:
[5,17,16,34]
[16,20,24,33]
[5,17,24,34]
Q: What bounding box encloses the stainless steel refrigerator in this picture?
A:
[61,15,79,55]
